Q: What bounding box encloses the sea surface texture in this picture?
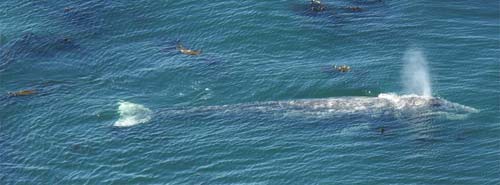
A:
[1,0,499,184]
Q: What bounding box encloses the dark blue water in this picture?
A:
[1,0,499,184]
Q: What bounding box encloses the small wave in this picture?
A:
[114,101,152,127]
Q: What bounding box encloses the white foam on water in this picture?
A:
[114,101,152,127]
[378,93,432,109]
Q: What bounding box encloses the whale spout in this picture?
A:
[402,48,432,97]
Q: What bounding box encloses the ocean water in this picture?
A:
[1,0,499,184]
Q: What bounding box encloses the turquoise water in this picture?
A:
[1,0,499,184]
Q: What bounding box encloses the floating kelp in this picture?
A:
[176,42,202,56]
[334,65,351,72]
[311,0,327,12]
[345,6,363,12]
[8,90,36,97]
[291,1,333,17]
